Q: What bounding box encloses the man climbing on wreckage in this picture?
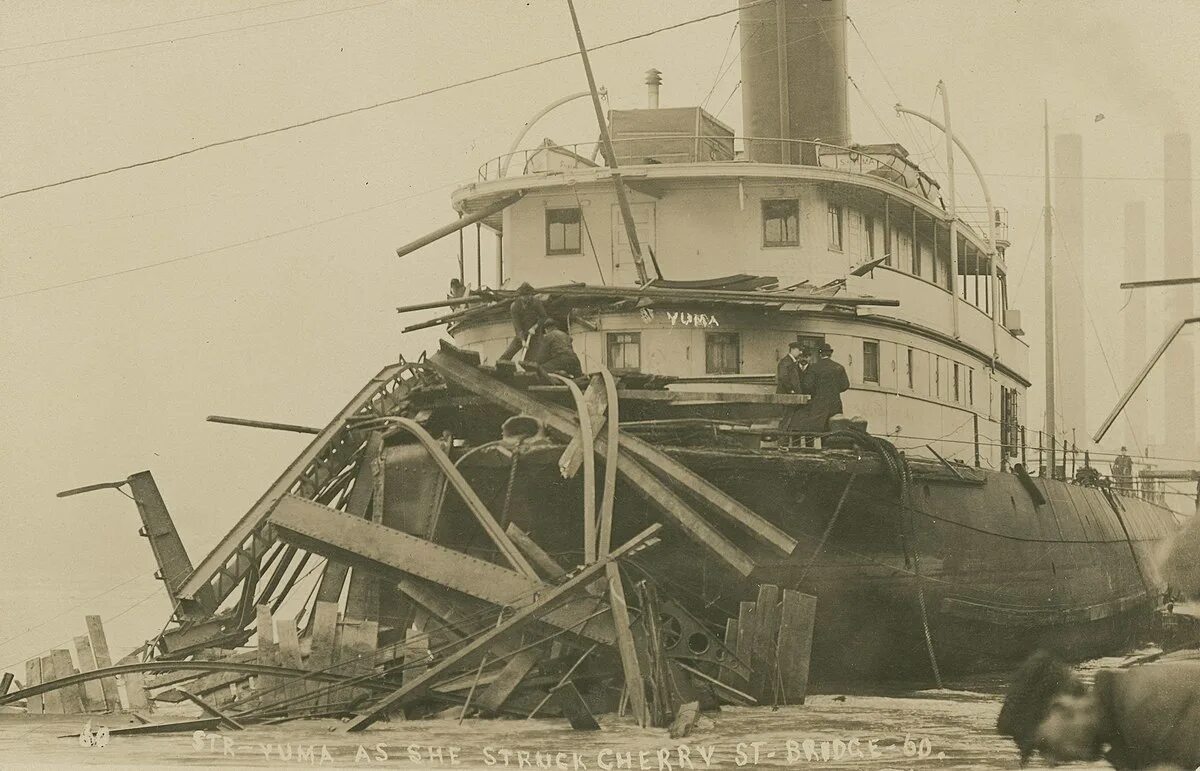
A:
[523,318,582,379]
[996,649,1200,769]
[498,282,547,363]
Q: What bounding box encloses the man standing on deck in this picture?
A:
[798,343,850,431]
[1112,446,1134,493]
[498,282,547,362]
[776,341,808,433]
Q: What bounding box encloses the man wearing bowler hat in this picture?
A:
[798,342,850,431]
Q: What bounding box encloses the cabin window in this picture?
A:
[606,332,641,371]
[953,363,961,403]
[968,368,974,405]
[545,207,582,255]
[864,214,876,258]
[862,340,880,383]
[934,356,942,399]
[828,203,844,250]
[705,332,740,375]
[762,199,800,247]
[906,348,914,390]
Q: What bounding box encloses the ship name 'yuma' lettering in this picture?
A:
[663,311,719,327]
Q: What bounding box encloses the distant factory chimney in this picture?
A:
[1163,133,1196,455]
[1054,133,1086,444]
[1123,201,1148,451]
[645,68,661,109]
[739,0,849,164]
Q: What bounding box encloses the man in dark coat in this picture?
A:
[776,341,805,394]
[499,282,547,362]
[997,650,1200,769]
[797,342,849,431]
[526,319,581,377]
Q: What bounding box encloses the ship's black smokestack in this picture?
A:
[739,0,850,164]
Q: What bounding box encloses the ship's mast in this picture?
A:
[1044,100,1057,449]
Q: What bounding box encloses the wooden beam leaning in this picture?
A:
[548,374,597,564]
[269,496,614,645]
[382,418,536,579]
[427,352,756,577]
[341,523,661,733]
[175,363,412,618]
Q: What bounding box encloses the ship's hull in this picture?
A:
[445,438,1177,685]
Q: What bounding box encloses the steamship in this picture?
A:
[417,0,1178,682]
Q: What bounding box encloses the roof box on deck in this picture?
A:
[608,107,735,166]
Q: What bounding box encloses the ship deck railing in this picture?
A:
[474,134,954,215]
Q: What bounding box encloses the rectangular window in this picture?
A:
[705,332,740,375]
[862,340,880,384]
[606,332,641,371]
[953,363,961,402]
[934,356,942,399]
[545,208,582,254]
[906,348,914,390]
[968,368,974,405]
[762,199,799,247]
[864,214,876,258]
[828,203,844,250]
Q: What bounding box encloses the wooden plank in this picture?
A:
[54,651,92,712]
[342,523,660,732]
[473,648,540,715]
[553,681,600,730]
[178,690,244,730]
[40,656,63,713]
[123,670,153,712]
[559,375,607,479]
[506,524,567,580]
[548,373,597,563]
[776,591,817,705]
[308,601,340,708]
[605,562,649,727]
[617,389,809,404]
[0,672,12,697]
[72,636,108,712]
[718,618,739,686]
[85,615,123,711]
[275,619,306,712]
[24,659,43,714]
[333,618,378,705]
[747,585,782,704]
[255,606,279,698]
[734,602,756,691]
[271,498,615,645]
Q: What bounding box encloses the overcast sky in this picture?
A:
[2,0,1198,669]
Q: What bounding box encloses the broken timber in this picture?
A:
[428,350,776,577]
[341,523,661,732]
[174,362,421,620]
[268,495,616,645]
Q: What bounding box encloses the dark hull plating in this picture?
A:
[444,441,1177,684]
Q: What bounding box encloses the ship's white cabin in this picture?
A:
[449,132,1030,469]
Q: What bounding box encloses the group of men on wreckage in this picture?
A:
[775,339,850,433]
[495,281,582,378]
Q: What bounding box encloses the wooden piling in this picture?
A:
[71,636,108,712]
[776,590,817,705]
[39,656,63,713]
[308,601,340,707]
[24,659,43,714]
[84,615,123,711]
[275,619,306,712]
[747,584,782,703]
[49,643,86,710]
[255,605,279,698]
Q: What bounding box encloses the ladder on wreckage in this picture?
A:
[168,359,436,633]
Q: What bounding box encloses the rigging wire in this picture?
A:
[0,178,463,301]
[699,20,740,110]
[0,0,390,69]
[0,0,317,53]
[0,1,774,202]
[715,80,742,120]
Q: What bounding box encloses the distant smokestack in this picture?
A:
[644,68,661,109]
[1053,134,1086,443]
[1124,201,1148,451]
[1163,133,1196,455]
[739,0,849,164]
